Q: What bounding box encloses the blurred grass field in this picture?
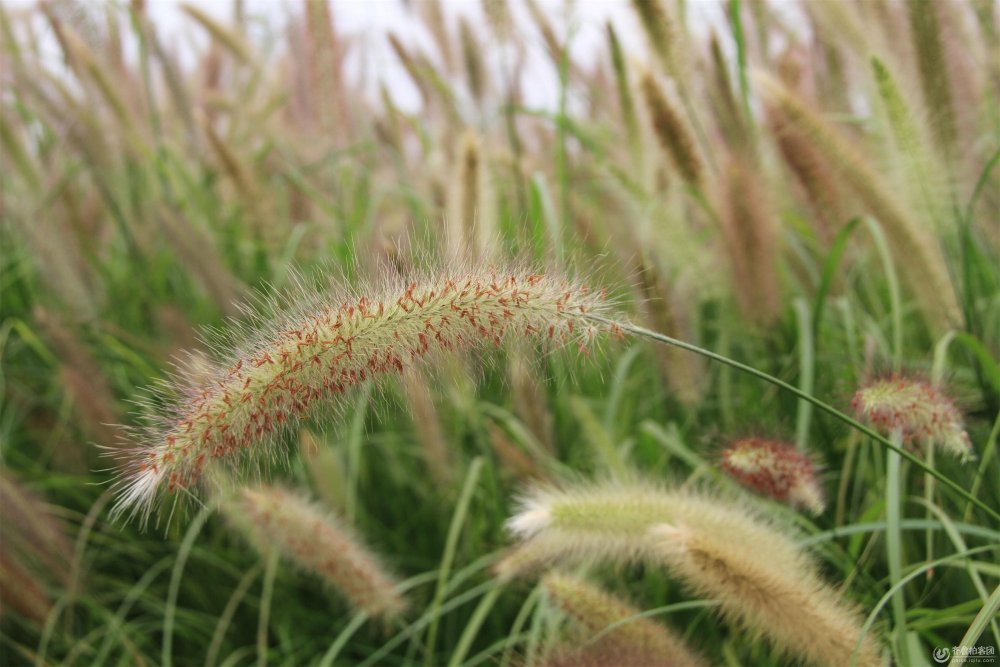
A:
[1,0,999,665]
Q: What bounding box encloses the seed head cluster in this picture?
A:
[114,267,616,519]
[720,438,825,514]
[852,375,974,461]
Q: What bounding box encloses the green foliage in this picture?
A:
[1,1,998,665]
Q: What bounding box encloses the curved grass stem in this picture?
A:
[589,316,999,523]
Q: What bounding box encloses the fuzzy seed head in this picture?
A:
[852,375,974,461]
[639,71,704,189]
[502,483,881,667]
[720,438,825,514]
[649,513,881,667]
[113,266,617,521]
[225,485,406,619]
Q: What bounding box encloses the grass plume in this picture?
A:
[640,71,704,190]
[758,74,961,328]
[719,155,780,324]
[114,266,615,521]
[720,437,825,514]
[502,482,881,667]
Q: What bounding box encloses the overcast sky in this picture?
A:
[6,0,743,111]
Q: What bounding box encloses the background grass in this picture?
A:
[1,0,999,665]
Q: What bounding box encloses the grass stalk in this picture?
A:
[162,505,213,667]
[424,457,484,666]
[794,299,815,451]
[204,563,263,667]
[885,432,910,667]
[949,584,1000,667]
[586,315,998,522]
[256,550,279,667]
[446,581,504,667]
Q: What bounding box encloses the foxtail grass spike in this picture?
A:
[459,17,484,101]
[640,71,704,189]
[852,375,974,462]
[114,266,616,521]
[631,0,679,77]
[720,437,825,514]
[719,156,780,324]
[906,0,957,158]
[502,483,881,667]
[757,73,960,328]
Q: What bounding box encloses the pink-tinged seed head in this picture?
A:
[113,266,619,521]
[852,375,974,462]
[719,438,825,515]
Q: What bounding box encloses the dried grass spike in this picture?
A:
[640,71,704,189]
[226,485,405,619]
[542,573,707,667]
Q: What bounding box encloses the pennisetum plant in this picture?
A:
[850,372,975,664]
[113,266,996,525]
[500,482,882,667]
[112,265,616,521]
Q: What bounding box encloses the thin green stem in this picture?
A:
[794,298,815,450]
[590,316,999,523]
[205,563,263,667]
[886,434,910,667]
[950,584,1000,667]
[447,581,504,667]
[424,457,484,667]
[256,550,279,667]
[162,505,213,667]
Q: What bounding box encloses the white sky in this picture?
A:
[5,0,739,112]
